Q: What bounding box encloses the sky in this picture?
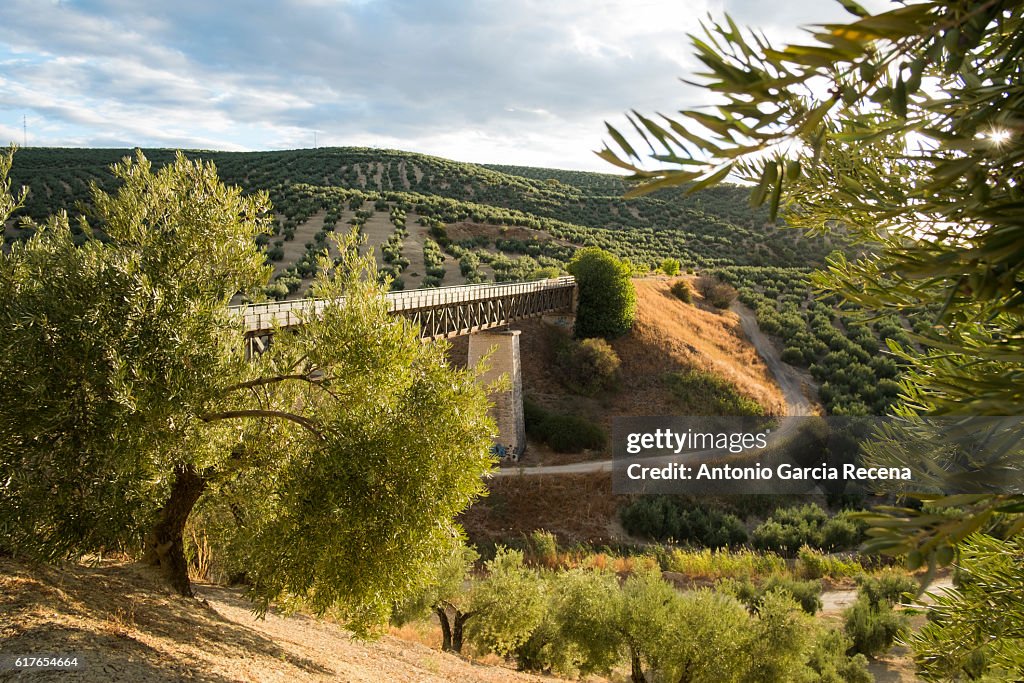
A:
[0,0,893,172]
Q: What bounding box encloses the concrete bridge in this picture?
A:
[229,276,577,459]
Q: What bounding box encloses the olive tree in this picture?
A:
[392,544,478,653]
[465,548,547,660]
[598,0,1024,568]
[0,149,495,632]
[908,534,1024,680]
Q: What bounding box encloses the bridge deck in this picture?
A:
[232,276,575,351]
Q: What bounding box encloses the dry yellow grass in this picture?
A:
[614,277,786,416]
[0,558,554,683]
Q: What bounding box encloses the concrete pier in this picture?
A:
[468,330,525,461]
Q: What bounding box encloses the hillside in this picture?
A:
[4,147,832,278]
[516,277,788,455]
[2,146,903,414]
[460,277,798,546]
[0,558,555,683]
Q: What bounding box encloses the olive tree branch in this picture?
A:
[200,409,324,439]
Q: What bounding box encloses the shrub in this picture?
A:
[781,347,805,365]
[620,497,747,548]
[670,279,692,303]
[524,530,559,569]
[567,247,636,339]
[660,257,681,276]
[523,398,549,437]
[696,274,738,308]
[524,400,606,453]
[539,414,606,453]
[721,575,823,615]
[796,546,864,580]
[855,570,916,608]
[761,576,823,615]
[751,504,865,553]
[264,282,289,300]
[663,548,786,580]
[807,628,873,683]
[558,338,621,396]
[844,594,909,657]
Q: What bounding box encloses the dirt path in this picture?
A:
[731,301,816,416]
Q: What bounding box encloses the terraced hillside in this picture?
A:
[5,147,832,272]
[4,146,904,416]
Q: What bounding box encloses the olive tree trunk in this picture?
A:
[143,463,208,597]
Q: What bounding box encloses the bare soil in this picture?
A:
[511,277,789,465]
[357,210,396,269]
[445,221,570,246]
[0,558,550,683]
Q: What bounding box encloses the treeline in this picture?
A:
[389,536,924,682]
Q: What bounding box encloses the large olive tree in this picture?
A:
[599,1,1024,675]
[599,0,1024,560]
[0,149,495,631]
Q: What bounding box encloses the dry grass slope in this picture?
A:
[0,559,550,683]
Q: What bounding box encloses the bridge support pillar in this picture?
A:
[468,330,525,461]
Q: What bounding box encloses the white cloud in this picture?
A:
[0,0,901,170]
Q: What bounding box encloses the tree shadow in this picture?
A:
[0,560,332,678]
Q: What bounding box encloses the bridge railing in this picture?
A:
[232,276,576,334]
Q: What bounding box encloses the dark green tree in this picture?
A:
[567,246,637,339]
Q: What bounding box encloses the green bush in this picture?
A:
[264,282,289,300]
[670,279,692,303]
[763,576,823,615]
[524,399,606,453]
[663,548,787,580]
[660,258,681,276]
[540,414,606,453]
[751,504,865,553]
[855,569,916,608]
[796,546,864,580]
[523,529,559,568]
[567,247,636,339]
[523,398,549,437]
[557,337,621,396]
[721,575,822,615]
[844,594,909,657]
[620,497,748,548]
[807,628,873,683]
